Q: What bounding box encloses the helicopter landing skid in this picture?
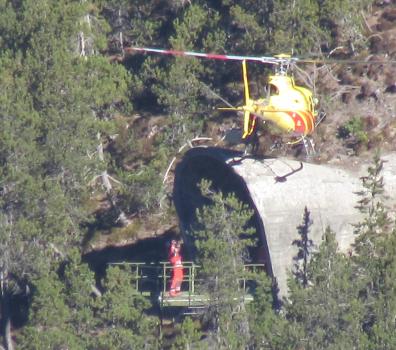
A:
[315,111,327,127]
[302,136,317,158]
[285,136,317,159]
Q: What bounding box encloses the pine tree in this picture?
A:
[268,0,323,54]
[18,251,159,349]
[151,4,225,150]
[0,1,131,347]
[293,206,314,288]
[352,154,396,348]
[172,317,203,350]
[353,153,391,301]
[191,180,256,349]
[94,265,159,349]
[228,3,270,54]
[354,154,390,242]
[0,53,45,350]
[286,228,368,349]
[248,272,292,349]
[17,250,96,349]
[367,227,396,349]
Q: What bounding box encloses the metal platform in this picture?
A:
[159,291,209,308]
[108,261,264,309]
[158,291,255,308]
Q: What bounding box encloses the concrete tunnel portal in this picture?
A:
[173,147,396,298]
[173,147,273,279]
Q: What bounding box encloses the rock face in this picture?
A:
[173,147,396,298]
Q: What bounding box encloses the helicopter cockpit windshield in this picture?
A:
[269,84,279,96]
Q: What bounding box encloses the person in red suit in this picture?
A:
[169,241,183,296]
[168,239,177,260]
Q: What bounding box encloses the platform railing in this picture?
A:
[107,261,265,308]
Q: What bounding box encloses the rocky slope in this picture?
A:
[86,1,396,253]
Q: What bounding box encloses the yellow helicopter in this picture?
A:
[127,47,323,152]
[219,55,318,142]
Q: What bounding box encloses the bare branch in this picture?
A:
[91,284,102,298]
[163,137,213,184]
[163,157,177,184]
[48,243,66,259]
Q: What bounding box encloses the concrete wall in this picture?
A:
[173,147,396,298]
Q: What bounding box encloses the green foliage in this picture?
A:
[0,1,132,347]
[193,180,256,275]
[293,206,314,288]
[18,251,96,349]
[96,1,164,49]
[19,254,159,350]
[116,165,164,214]
[149,5,226,151]
[337,116,369,146]
[269,0,323,54]
[318,0,372,51]
[170,4,210,49]
[286,227,368,349]
[229,4,269,53]
[352,154,396,348]
[191,180,256,349]
[266,0,371,53]
[130,17,161,47]
[172,317,203,350]
[2,0,394,348]
[94,266,159,349]
[354,154,390,260]
[0,0,131,239]
[248,272,291,349]
[367,228,396,349]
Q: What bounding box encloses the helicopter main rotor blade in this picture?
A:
[242,60,250,104]
[127,47,396,65]
[296,57,396,64]
[126,47,282,64]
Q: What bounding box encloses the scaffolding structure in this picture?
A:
[108,261,265,311]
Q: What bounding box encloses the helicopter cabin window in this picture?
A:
[269,84,279,96]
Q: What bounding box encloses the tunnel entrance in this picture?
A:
[173,147,273,278]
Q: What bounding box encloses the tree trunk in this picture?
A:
[4,316,13,350]
[1,276,14,350]
[97,134,130,226]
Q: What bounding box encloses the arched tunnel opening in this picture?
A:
[83,148,276,309]
[173,147,274,278]
[84,147,394,302]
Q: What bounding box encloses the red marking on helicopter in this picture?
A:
[299,110,315,134]
[306,111,316,133]
[287,111,307,134]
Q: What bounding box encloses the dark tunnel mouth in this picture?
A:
[173,147,274,278]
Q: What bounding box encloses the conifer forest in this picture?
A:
[1,1,396,349]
